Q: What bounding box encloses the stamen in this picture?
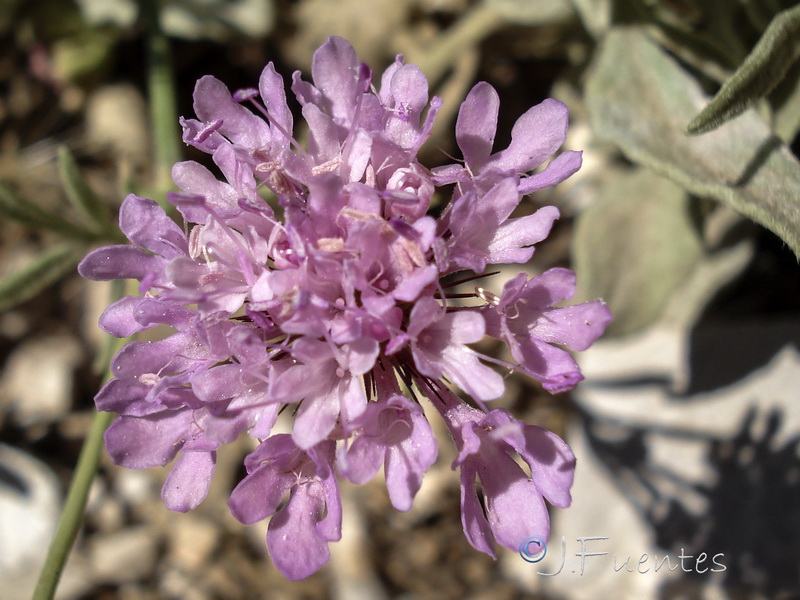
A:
[232,88,259,103]
[441,271,501,289]
[311,158,342,176]
[475,287,500,306]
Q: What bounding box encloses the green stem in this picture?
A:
[32,410,116,600]
[33,281,128,600]
[142,0,181,204]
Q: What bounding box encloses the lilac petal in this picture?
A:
[180,116,225,153]
[111,335,206,379]
[486,207,559,265]
[303,103,341,162]
[416,95,443,152]
[411,215,437,247]
[530,302,613,351]
[291,337,333,364]
[484,469,550,550]
[440,346,505,401]
[430,162,465,186]
[409,344,440,381]
[171,160,240,218]
[340,435,384,485]
[212,143,258,201]
[390,64,429,117]
[311,36,361,123]
[342,129,372,183]
[147,380,200,410]
[249,403,281,439]
[518,426,575,508]
[95,378,151,415]
[487,236,534,266]
[378,54,403,104]
[119,194,188,258]
[104,411,192,468]
[452,413,483,466]
[337,375,367,424]
[384,410,437,511]
[161,450,216,512]
[486,98,569,174]
[307,439,337,482]
[259,62,293,147]
[193,75,271,149]
[449,310,485,345]
[314,464,342,542]
[515,267,577,308]
[385,333,408,355]
[480,409,575,509]
[358,87,384,131]
[267,482,332,580]
[392,265,438,302]
[518,150,582,195]
[290,70,323,108]
[228,462,294,524]
[459,466,496,558]
[133,298,195,330]
[384,64,430,148]
[456,82,499,171]
[191,364,246,402]
[99,296,146,337]
[343,336,379,376]
[477,173,520,224]
[78,245,165,282]
[293,387,339,449]
[242,433,296,471]
[407,295,442,338]
[270,364,326,404]
[410,303,504,400]
[163,257,206,289]
[446,177,537,273]
[202,411,254,445]
[511,334,584,393]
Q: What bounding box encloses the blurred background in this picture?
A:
[1,0,799,598]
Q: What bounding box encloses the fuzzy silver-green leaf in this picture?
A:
[687,4,800,135]
[586,27,800,258]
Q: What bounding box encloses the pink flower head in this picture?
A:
[79,36,609,579]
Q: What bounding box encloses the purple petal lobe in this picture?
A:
[267,483,331,580]
[487,98,569,174]
[161,450,216,512]
[518,150,582,195]
[456,82,499,170]
[104,411,192,468]
[119,194,188,257]
[78,246,164,281]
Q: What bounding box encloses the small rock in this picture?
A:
[168,515,219,572]
[85,84,148,166]
[1,335,82,425]
[88,526,158,584]
[113,468,158,507]
[0,444,61,600]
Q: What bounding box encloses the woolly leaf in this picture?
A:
[687,4,800,134]
[586,27,800,258]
